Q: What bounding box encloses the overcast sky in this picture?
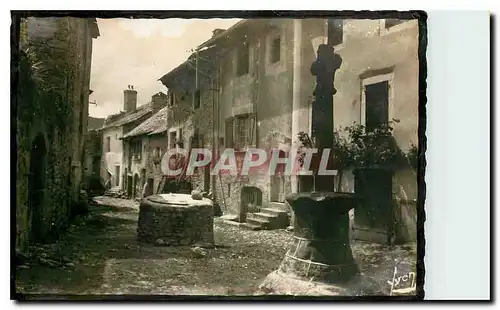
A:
[89,18,240,118]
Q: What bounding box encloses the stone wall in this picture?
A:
[137,197,214,246]
[214,19,296,216]
[16,17,97,250]
[159,88,214,194]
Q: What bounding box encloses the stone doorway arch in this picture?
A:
[28,133,47,242]
[240,186,263,222]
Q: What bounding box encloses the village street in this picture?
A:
[16,198,417,297]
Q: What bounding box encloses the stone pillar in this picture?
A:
[279,192,358,283]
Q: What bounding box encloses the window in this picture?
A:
[105,136,111,152]
[131,140,142,160]
[364,81,389,132]
[193,89,201,109]
[169,129,183,149]
[328,19,344,46]
[234,114,256,150]
[169,131,177,149]
[385,19,405,29]
[236,43,250,76]
[154,147,162,158]
[270,37,281,64]
[169,91,175,107]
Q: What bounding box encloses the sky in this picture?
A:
[89,18,240,118]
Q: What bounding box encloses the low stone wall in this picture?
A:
[137,196,214,246]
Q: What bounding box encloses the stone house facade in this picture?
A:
[194,19,332,221]
[158,46,217,196]
[137,19,418,237]
[15,17,99,250]
[99,87,165,192]
[332,19,420,241]
[121,92,169,198]
[192,19,418,236]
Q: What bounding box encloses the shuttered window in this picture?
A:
[234,113,256,150]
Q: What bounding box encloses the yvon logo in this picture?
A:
[387,266,416,296]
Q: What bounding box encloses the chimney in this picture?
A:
[151,92,168,111]
[123,85,137,112]
[212,28,225,38]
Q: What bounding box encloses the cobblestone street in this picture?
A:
[16,197,417,297]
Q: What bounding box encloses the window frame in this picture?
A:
[236,42,250,77]
[168,91,176,107]
[265,27,286,75]
[233,113,256,151]
[131,139,143,161]
[360,72,395,131]
[270,36,281,64]
[168,127,182,150]
[105,136,111,153]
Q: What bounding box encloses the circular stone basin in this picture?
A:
[137,193,214,246]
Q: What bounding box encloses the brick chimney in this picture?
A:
[212,28,225,38]
[124,85,137,112]
[151,92,168,111]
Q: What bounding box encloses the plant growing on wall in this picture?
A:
[296,119,415,192]
[19,18,79,131]
[342,120,406,169]
[405,143,419,173]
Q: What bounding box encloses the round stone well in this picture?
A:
[137,193,214,247]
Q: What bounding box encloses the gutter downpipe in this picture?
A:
[291,19,302,194]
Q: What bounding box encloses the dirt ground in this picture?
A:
[15,197,417,297]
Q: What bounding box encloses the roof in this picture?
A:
[149,121,170,136]
[158,46,216,92]
[122,105,169,139]
[101,103,154,130]
[197,19,250,49]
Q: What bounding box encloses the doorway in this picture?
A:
[240,186,263,222]
[270,175,284,202]
[115,165,120,187]
[28,134,47,242]
[133,173,139,198]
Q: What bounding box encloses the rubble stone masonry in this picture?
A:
[16,17,98,250]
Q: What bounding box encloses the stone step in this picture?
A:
[249,212,279,222]
[240,222,263,231]
[268,202,287,211]
[246,217,270,228]
[260,207,288,217]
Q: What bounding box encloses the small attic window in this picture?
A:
[169,92,175,107]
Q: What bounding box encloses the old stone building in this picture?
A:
[158,43,217,196]
[99,86,165,193]
[121,92,168,198]
[332,19,419,242]
[192,19,418,237]
[16,17,99,250]
[193,19,332,228]
[129,19,418,237]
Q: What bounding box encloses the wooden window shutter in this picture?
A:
[225,117,234,148]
